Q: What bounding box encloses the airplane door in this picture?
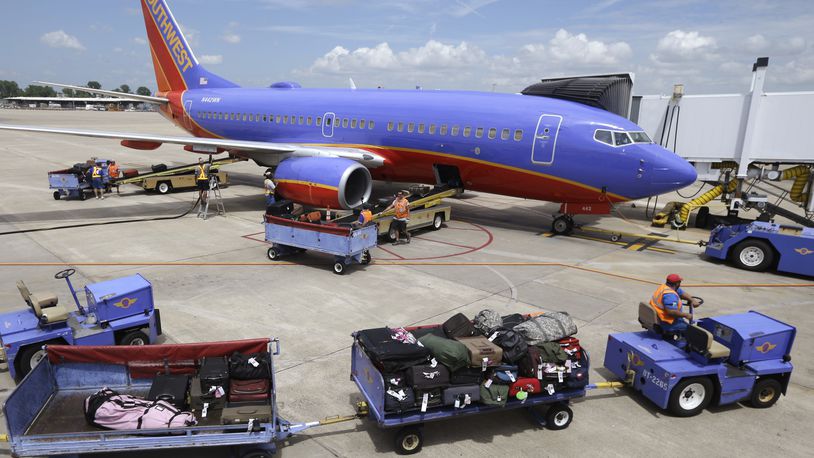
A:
[531,114,562,165]
[322,112,336,138]
[182,100,193,131]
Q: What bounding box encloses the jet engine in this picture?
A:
[274,157,372,209]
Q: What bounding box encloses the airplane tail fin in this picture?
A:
[140,0,238,93]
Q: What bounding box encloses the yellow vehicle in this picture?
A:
[142,171,228,194]
[378,203,452,241]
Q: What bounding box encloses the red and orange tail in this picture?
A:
[140,0,238,93]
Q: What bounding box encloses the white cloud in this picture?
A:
[178,23,200,47]
[651,30,717,63]
[132,37,147,46]
[746,34,769,53]
[200,55,223,65]
[40,30,85,51]
[223,33,241,44]
[547,29,632,66]
[310,41,486,74]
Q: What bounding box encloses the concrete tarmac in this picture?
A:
[0,110,811,457]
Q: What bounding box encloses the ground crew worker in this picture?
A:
[649,273,701,334]
[90,162,104,199]
[385,191,410,244]
[107,160,120,194]
[263,169,277,206]
[196,157,211,203]
[353,204,374,227]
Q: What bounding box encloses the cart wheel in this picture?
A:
[749,378,782,408]
[668,377,713,417]
[15,342,56,379]
[432,213,443,230]
[394,426,423,455]
[118,330,149,346]
[157,181,173,195]
[545,404,573,430]
[610,234,621,242]
[79,191,86,201]
[731,239,774,272]
[239,450,273,458]
[267,247,280,261]
[333,262,345,275]
[361,250,372,265]
[53,191,61,200]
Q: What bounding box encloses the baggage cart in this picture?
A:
[350,325,590,455]
[264,215,377,274]
[48,168,91,200]
[2,338,351,458]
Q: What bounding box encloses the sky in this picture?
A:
[1,0,813,95]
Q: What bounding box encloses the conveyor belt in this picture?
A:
[114,158,244,185]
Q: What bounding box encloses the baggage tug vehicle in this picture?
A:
[605,303,795,416]
[0,269,162,381]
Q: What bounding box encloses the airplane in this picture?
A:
[0,0,697,234]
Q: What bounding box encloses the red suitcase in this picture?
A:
[508,377,542,397]
[122,168,139,178]
[558,337,583,361]
[228,378,270,402]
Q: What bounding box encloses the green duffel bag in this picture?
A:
[480,382,509,407]
[418,334,470,372]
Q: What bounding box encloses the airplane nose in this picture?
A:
[649,148,697,193]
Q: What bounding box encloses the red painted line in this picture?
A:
[392,222,494,261]
[442,226,484,231]
[375,245,405,260]
[412,236,477,250]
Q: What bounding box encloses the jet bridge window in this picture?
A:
[488,128,496,140]
[629,131,652,143]
[613,131,632,146]
[594,129,613,145]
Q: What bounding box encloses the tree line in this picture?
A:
[0,80,152,99]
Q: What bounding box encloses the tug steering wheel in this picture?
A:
[54,268,76,280]
[682,296,704,324]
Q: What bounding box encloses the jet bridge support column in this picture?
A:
[737,57,769,179]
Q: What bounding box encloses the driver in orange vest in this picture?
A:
[649,273,702,334]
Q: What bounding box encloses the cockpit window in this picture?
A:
[628,131,652,143]
[594,129,613,145]
[613,131,632,146]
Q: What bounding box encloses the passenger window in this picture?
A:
[326,117,332,126]
[451,125,459,136]
[429,124,436,135]
[283,116,288,124]
[387,121,394,131]
[316,117,322,126]
[242,114,247,122]
[407,122,415,133]
[342,118,349,128]
[594,130,613,145]
[475,127,483,138]
[397,122,404,132]
[249,114,254,122]
[299,116,304,125]
[276,115,281,123]
[501,128,509,140]
[263,115,267,122]
[463,127,471,137]
[268,114,273,122]
[351,119,358,129]
[359,119,366,129]
[369,120,375,129]
[418,123,425,134]
[307,116,312,125]
[440,125,448,135]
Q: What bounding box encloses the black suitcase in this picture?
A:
[147,374,190,409]
[410,326,445,339]
[414,388,443,412]
[266,200,294,216]
[151,163,168,173]
[356,328,431,372]
[190,376,225,411]
[491,328,529,363]
[384,374,415,413]
[229,352,272,380]
[442,313,477,338]
[408,364,450,389]
[501,313,526,329]
[450,367,483,385]
[200,356,230,395]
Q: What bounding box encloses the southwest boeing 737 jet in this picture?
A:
[0,0,697,233]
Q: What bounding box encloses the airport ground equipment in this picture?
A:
[48,159,111,201]
[1,339,359,458]
[264,215,377,274]
[0,269,161,381]
[142,170,228,195]
[358,186,457,241]
[198,175,226,220]
[702,222,814,277]
[605,303,795,417]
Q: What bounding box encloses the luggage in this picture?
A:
[122,168,139,178]
[300,210,322,223]
[490,328,528,364]
[559,337,583,361]
[513,312,578,344]
[151,163,168,173]
[538,342,569,364]
[450,367,483,385]
[565,363,589,389]
[455,336,503,368]
[473,309,502,336]
[221,404,273,426]
[442,313,477,338]
[266,200,294,216]
[85,388,196,430]
[491,365,519,384]
[357,328,431,372]
[199,356,229,396]
[408,363,450,389]
[519,346,543,378]
[443,385,480,408]
[417,334,470,372]
[414,388,443,412]
[229,352,272,380]
[384,373,416,413]
[190,376,225,412]
[228,378,270,403]
[501,313,526,329]
[480,382,509,407]
[147,374,190,409]
[509,377,542,397]
[410,326,446,339]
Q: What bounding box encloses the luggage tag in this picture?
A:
[545,384,555,395]
[464,394,472,405]
[558,371,564,383]
[387,389,407,401]
[505,370,516,383]
[247,419,255,432]
[389,377,401,385]
[202,402,209,418]
[488,331,499,342]
[423,371,440,379]
[565,360,572,373]
[454,397,461,409]
[430,358,438,368]
[484,378,493,389]
[248,357,260,368]
[481,357,488,372]
[215,386,225,398]
[421,393,429,412]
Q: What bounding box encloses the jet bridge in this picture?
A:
[632,57,814,227]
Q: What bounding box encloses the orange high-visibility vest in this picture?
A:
[196,165,208,180]
[394,199,409,219]
[108,164,119,178]
[360,209,373,224]
[649,284,682,324]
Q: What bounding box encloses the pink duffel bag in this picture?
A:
[84,387,196,430]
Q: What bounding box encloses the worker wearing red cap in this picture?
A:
[649,274,701,333]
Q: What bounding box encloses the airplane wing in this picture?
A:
[35,81,168,104]
[0,124,385,168]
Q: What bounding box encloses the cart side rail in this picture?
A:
[3,360,57,438]
[350,341,386,421]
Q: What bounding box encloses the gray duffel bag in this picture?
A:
[513,312,577,344]
[473,309,502,336]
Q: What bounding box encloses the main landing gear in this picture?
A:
[551,214,575,235]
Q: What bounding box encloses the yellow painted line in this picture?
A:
[275,179,338,191]
[627,243,644,251]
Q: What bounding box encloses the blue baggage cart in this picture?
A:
[264,215,377,274]
[49,168,91,200]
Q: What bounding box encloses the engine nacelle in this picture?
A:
[274,157,372,209]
